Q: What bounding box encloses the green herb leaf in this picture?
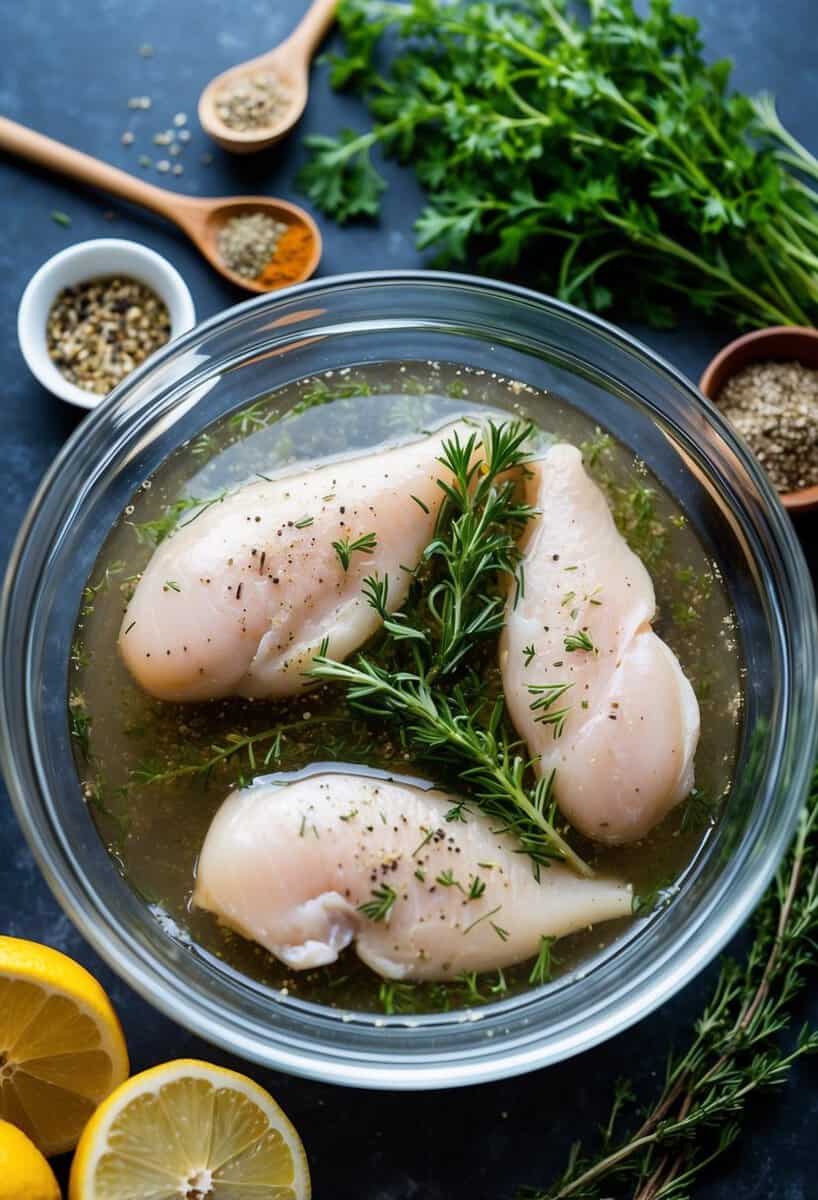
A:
[529,935,555,986]
[302,0,818,330]
[564,629,596,654]
[333,531,378,571]
[127,492,227,546]
[357,883,398,922]
[521,760,818,1200]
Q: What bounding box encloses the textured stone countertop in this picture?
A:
[1,1,817,1195]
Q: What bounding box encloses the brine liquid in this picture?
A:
[70,362,742,1013]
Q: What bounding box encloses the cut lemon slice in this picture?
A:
[0,936,129,1156]
[0,1119,60,1200]
[69,1058,311,1200]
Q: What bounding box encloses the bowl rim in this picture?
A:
[3,268,816,1088]
[699,324,818,513]
[16,237,197,411]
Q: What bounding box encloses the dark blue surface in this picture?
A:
[1,1,818,1195]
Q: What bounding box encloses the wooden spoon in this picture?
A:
[198,0,338,154]
[0,116,321,294]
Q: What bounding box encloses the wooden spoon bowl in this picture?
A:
[193,196,322,293]
[198,53,310,157]
[198,0,337,155]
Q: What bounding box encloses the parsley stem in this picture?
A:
[763,224,818,275]
[754,92,818,181]
[604,213,799,326]
[599,81,717,197]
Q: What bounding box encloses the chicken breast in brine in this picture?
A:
[119,425,468,702]
[500,444,700,844]
[193,772,632,981]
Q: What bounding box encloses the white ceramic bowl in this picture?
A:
[17,238,196,410]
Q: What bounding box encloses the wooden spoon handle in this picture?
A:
[284,0,339,58]
[0,116,198,228]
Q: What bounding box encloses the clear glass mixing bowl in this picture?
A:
[2,271,816,1089]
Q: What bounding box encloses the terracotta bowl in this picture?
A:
[700,325,818,514]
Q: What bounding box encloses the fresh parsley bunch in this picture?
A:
[299,0,818,328]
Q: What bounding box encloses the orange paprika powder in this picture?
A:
[257,224,315,289]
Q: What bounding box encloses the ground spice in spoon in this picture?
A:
[256,224,315,289]
[216,72,292,132]
[218,212,314,288]
[715,359,818,493]
[218,212,289,279]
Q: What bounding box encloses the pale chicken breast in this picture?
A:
[500,444,699,844]
[193,772,632,981]
[119,426,468,702]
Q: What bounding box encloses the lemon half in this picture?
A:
[70,1058,311,1200]
[0,936,129,1156]
[0,1119,60,1200]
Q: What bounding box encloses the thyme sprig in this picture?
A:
[129,715,358,789]
[127,491,228,546]
[520,768,818,1199]
[311,419,591,877]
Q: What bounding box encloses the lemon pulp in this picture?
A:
[0,1119,60,1200]
[70,1059,310,1200]
[0,936,128,1155]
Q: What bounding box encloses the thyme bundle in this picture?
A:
[520,768,818,1200]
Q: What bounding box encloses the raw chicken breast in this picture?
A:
[500,444,700,844]
[119,426,466,702]
[193,772,632,981]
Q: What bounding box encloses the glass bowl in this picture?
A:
[2,271,816,1089]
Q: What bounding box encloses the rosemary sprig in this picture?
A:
[564,630,596,654]
[424,421,536,676]
[311,419,591,877]
[529,935,556,986]
[312,644,589,878]
[520,767,818,1199]
[468,875,487,900]
[528,682,573,739]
